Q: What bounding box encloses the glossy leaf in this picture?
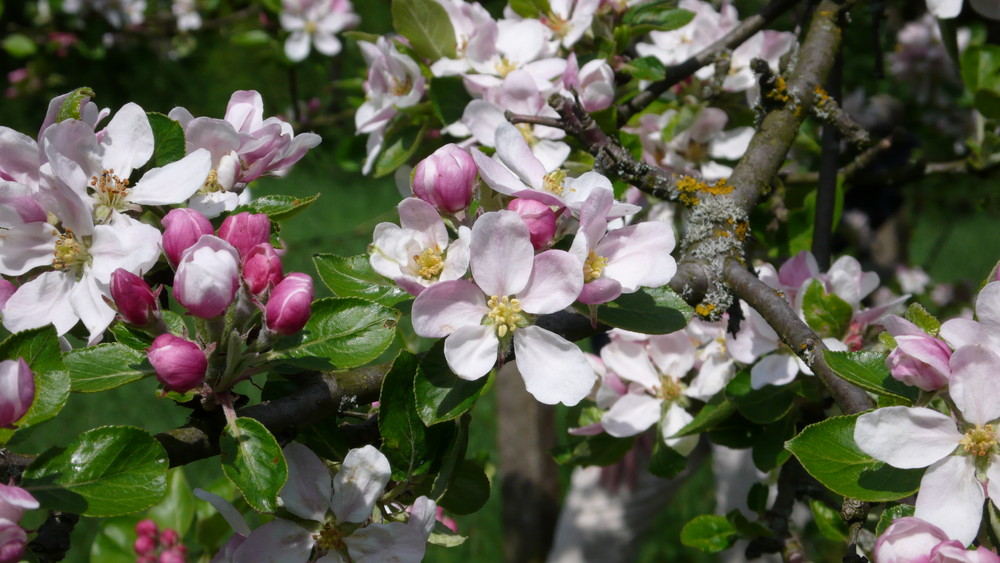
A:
[22,426,168,517]
[680,514,737,553]
[786,414,923,502]
[430,76,473,126]
[272,297,400,369]
[875,503,915,536]
[414,340,490,426]
[809,498,847,541]
[672,393,736,437]
[147,468,196,536]
[64,343,154,393]
[219,417,288,513]
[429,415,469,501]
[313,254,410,307]
[824,350,918,404]
[438,460,490,515]
[391,0,456,61]
[233,193,320,222]
[379,352,434,479]
[725,372,797,424]
[147,112,185,167]
[623,3,694,30]
[574,286,693,335]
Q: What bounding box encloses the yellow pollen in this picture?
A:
[495,56,517,78]
[52,228,87,271]
[90,169,131,219]
[200,169,222,194]
[414,246,445,280]
[391,76,413,97]
[583,250,609,283]
[305,20,318,35]
[486,295,523,338]
[515,123,535,145]
[658,375,685,403]
[543,170,567,196]
[961,424,997,457]
[312,522,347,556]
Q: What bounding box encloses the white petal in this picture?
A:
[193,488,251,536]
[128,149,211,205]
[976,282,1000,336]
[280,443,332,522]
[89,221,162,284]
[313,32,342,56]
[648,332,695,376]
[331,445,391,523]
[494,123,546,189]
[513,326,596,406]
[602,392,661,437]
[926,0,962,18]
[600,338,660,390]
[101,102,154,177]
[749,353,800,388]
[232,519,314,563]
[71,271,116,345]
[285,32,311,62]
[470,211,534,297]
[471,149,530,196]
[397,198,447,249]
[444,324,499,380]
[411,280,486,338]
[915,455,984,545]
[0,222,59,276]
[940,318,988,350]
[2,271,78,336]
[662,405,698,456]
[516,250,582,314]
[853,406,961,468]
[949,346,1000,425]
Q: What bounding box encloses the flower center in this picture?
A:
[961,424,997,458]
[516,123,536,145]
[680,139,710,165]
[52,228,89,273]
[305,20,318,35]
[414,246,445,280]
[495,56,517,78]
[658,374,686,403]
[542,13,570,38]
[583,250,608,283]
[542,170,567,196]
[90,169,131,221]
[485,295,523,338]
[391,75,413,97]
[312,521,347,558]
[199,169,224,195]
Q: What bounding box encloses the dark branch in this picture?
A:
[618,0,803,123]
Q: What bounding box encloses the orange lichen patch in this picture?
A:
[705,178,734,195]
[675,176,734,207]
[733,220,749,241]
[813,84,831,106]
[766,76,790,104]
[695,303,716,317]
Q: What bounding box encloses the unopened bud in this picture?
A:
[135,519,158,538]
[0,358,33,428]
[265,273,314,335]
[0,280,14,312]
[174,236,240,319]
[134,535,156,556]
[162,208,214,268]
[110,269,157,326]
[0,521,27,563]
[159,528,179,548]
[217,212,271,257]
[0,484,37,524]
[507,198,556,250]
[147,334,207,393]
[158,548,186,563]
[242,243,284,295]
[412,144,477,214]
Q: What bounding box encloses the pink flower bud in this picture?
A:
[134,535,156,556]
[147,334,207,393]
[265,273,314,335]
[0,485,37,524]
[135,519,158,538]
[242,243,284,295]
[0,280,14,312]
[412,144,477,213]
[162,208,214,268]
[507,198,556,250]
[882,315,952,391]
[159,528,179,547]
[158,548,186,563]
[0,359,34,428]
[0,521,28,563]
[174,236,240,319]
[217,212,271,257]
[110,269,157,326]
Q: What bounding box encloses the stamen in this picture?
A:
[495,56,517,78]
[414,246,445,280]
[542,170,567,196]
[486,295,523,338]
[960,424,997,457]
[52,228,88,272]
[312,521,347,558]
[90,169,132,220]
[583,250,609,283]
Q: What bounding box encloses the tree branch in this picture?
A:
[617,0,804,124]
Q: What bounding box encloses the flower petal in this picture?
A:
[600,338,660,390]
[444,324,499,380]
[601,392,661,437]
[280,443,332,522]
[949,345,1000,425]
[914,455,984,546]
[128,149,211,205]
[516,250,582,314]
[854,406,961,468]
[411,280,486,338]
[470,211,534,297]
[514,326,596,406]
[331,445,391,523]
[232,519,314,563]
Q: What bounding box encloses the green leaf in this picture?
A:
[374,121,428,178]
[575,286,693,335]
[904,303,940,336]
[438,460,490,515]
[680,514,737,553]
[508,0,550,17]
[785,414,923,502]
[233,193,320,222]
[272,297,400,369]
[147,468,196,536]
[430,76,473,126]
[91,516,142,563]
[875,503,915,536]
[428,527,468,547]
[219,417,288,513]
[725,510,772,539]
[824,350,918,404]
[379,352,435,479]
[751,417,794,472]
[2,33,36,58]
[22,426,168,517]
[56,87,96,123]
[146,113,185,167]
[391,0,456,61]
[414,340,490,426]
[552,433,635,467]
[0,326,69,434]
[724,371,796,424]
[64,343,154,393]
[231,30,273,46]
[747,483,768,514]
[649,439,687,478]
[802,280,852,338]
[961,45,1000,95]
[673,393,736,437]
[313,254,410,307]
[624,5,694,31]
[109,310,188,350]
[429,415,470,501]
[809,498,847,541]
[620,56,666,81]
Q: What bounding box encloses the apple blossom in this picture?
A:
[0,359,33,428]
[561,53,615,112]
[411,144,477,214]
[265,273,314,335]
[280,0,359,62]
[882,315,952,391]
[110,268,157,326]
[411,210,595,405]
[875,516,1000,563]
[242,243,284,295]
[507,198,557,250]
[147,333,207,393]
[217,212,271,257]
[161,208,214,268]
[173,235,240,319]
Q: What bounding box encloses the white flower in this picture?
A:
[281,0,359,62]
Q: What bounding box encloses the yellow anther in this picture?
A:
[543,12,570,38]
[495,56,517,78]
[961,424,997,457]
[542,169,567,196]
[516,123,536,145]
[583,250,609,283]
[658,375,685,403]
[486,295,523,337]
[312,521,347,557]
[305,20,318,35]
[52,228,87,272]
[414,246,445,280]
